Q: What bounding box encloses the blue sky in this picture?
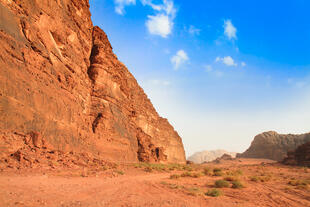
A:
[90,0,310,156]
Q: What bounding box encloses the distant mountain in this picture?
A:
[237,131,310,161]
[188,150,237,164]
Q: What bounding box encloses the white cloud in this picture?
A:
[114,0,136,15]
[146,14,172,38]
[215,56,237,67]
[224,19,237,40]
[188,25,200,36]
[114,0,177,38]
[241,62,246,67]
[145,0,176,38]
[171,50,189,70]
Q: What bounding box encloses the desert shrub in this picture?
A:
[203,167,213,176]
[288,179,310,187]
[235,169,243,175]
[181,171,192,177]
[191,172,203,178]
[115,170,124,175]
[224,176,238,182]
[214,180,230,188]
[249,176,259,182]
[182,165,193,171]
[213,171,224,176]
[249,175,271,182]
[213,168,222,173]
[226,169,243,176]
[187,187,203,196]
[180,171,202,178]
[170,174,181,179]
[231,180,244,189]
[205,189,222,197]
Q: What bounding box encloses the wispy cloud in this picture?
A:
[204,65,213,72]
[188,25,201,36]
[204,65,224,78]
[149,79,171,86]
[288,78,308,88]
[215,56,237,67]
[114,0,136,15]
[241,62,246,67]
[171,50,189,69]
[223,19,237,40]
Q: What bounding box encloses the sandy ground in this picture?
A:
[1,159,310,207]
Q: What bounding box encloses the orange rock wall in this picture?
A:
[0,0,186,163]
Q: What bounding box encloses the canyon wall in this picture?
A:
[237,131,310,161]
[0,0,186,164]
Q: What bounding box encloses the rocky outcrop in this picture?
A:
[0,0,186,164]
[188,150,237,164]
[283,142,310,167]
[237,131,310,161]
[211,153,234,164]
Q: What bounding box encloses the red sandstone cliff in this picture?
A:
[0,0,186,164]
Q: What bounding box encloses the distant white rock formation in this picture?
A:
[188,150,237,164]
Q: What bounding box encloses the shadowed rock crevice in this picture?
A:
[136,128,167,162]
[283,141,310,167]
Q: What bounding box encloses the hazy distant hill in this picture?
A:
[188,150,237,164]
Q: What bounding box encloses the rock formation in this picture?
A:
[188,150,237,164]
[0,0,186,164]
[237,131,310,161]
[211,153,234,164]
[282,141,310,167]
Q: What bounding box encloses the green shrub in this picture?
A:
[213,168,222,173]
[181,171,192,177]
[231,180,244,189]
[213,168,224,176]
[249,176,259,182]
[170,174,181,179]
[115,170,124,175]
[249,175,271,182]
[187,187,203,196]
[203,167,213,176]
[205,189,222,197]
[224,176,238,182]
[288,179,310,187]
[191,172,203,178]
[214,180,230,188]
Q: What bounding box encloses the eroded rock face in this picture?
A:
[283,142,310,167]
[237,131,310,161]
[0,0,186,164]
